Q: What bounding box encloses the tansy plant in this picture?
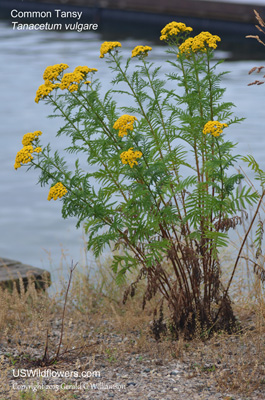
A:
[15,22,263,338]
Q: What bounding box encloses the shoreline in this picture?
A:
[0,0,264,36]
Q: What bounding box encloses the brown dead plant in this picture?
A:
[247,10,265,85]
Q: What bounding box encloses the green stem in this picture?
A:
[112,53,164,160]
[48,96,128,202]
[72,91,120,150]
[213,189,265,327]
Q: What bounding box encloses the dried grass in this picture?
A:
[247,10,265,86]
[0,248,264,399]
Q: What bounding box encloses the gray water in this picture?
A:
[1,20,265,286]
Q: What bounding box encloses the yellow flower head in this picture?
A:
[99,41,122,58]
[14,143,42,169]
[35,81,59,103]
[47,182,68,201]
[74,66,90,76]
[160,22,193,41]
[68,84,79,92]
[179,32,221,57]
[120,147,142,168]
[22,130,42,146]
[59,71,84,90]
[203,121,228,137]
[86,68,98,73]
[43,63,69,82]
[14,145,34,169]
[132,45,152,58]
[113,115,137,138]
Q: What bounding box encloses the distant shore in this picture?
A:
[0,0,265,36]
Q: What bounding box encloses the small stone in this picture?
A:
[147,392,156,398]
[143,368,151,373]
[127,382,136,386]
[170,369,181,376]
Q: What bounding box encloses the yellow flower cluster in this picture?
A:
[35,64,69,102]
[14,145,42,169]
[113,115,137,137]
[22,130,42,146]
[73,66,90,76]
[68,84,79,93]
[47,182,68,201]
[203,121,228,137]
[120,147,142,168]
[35,64,96,102]
[14,145,34,169]
[179,32,221,56]
[99,41,122,58]
[160,22,193,41]
[59,66,90,90]
[131,45,152,58]
[35,81,60,103]
[43,63,69,81]
[14,130,43,169]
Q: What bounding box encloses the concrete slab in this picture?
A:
[0,257,51,291]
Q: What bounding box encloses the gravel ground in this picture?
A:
[0,322,264,400]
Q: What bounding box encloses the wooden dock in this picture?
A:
[0,257,51,291]
[53,0,264,24]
